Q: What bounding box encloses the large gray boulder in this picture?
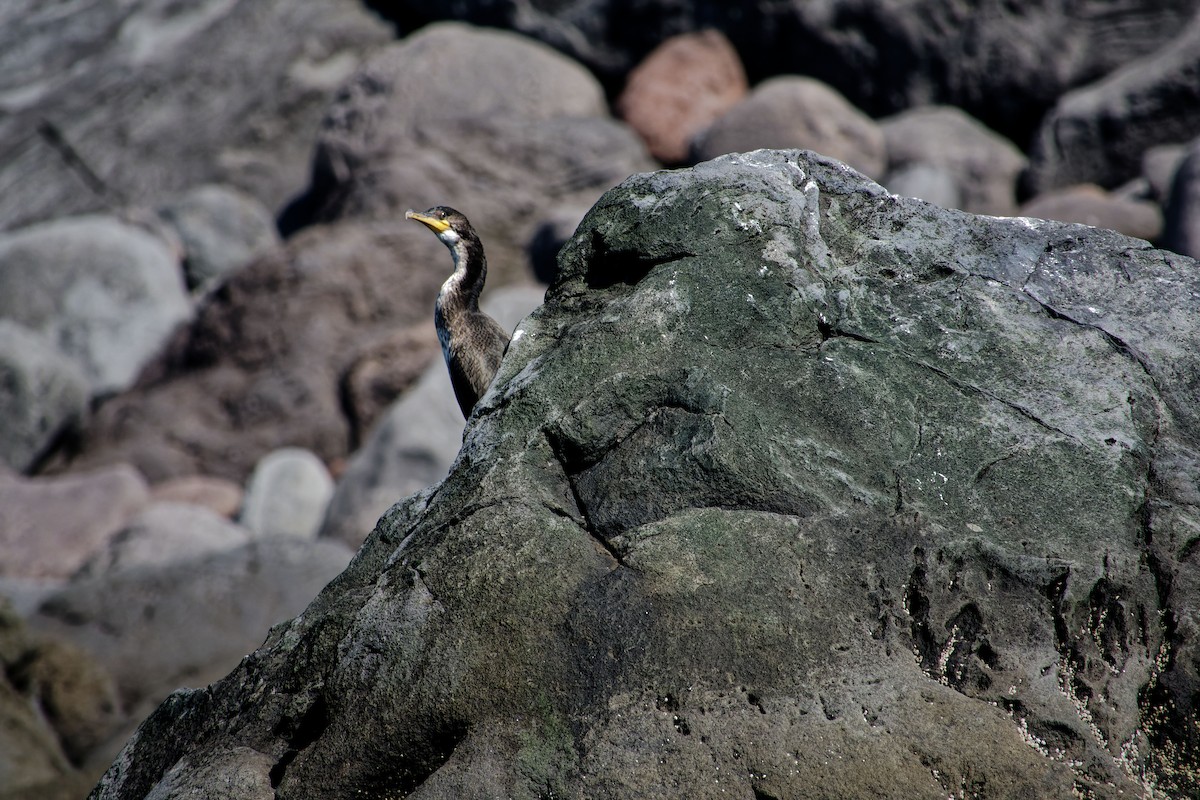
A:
[880,105,1026,217]
[0,215,191,397]
[90,151,1199,799]
[158,184,281,292]
[0,0,391,231]
[692,76,886,179]
[240,448,334,541]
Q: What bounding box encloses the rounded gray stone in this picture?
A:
[0,215,191,396]
[240,448,334,540]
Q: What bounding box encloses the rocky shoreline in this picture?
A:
[1,3,1199,797]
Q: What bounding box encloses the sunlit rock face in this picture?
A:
[92,150,1200,800]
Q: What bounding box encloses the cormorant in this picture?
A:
[406,206,509,418]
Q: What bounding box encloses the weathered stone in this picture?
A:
[0,0,392,231]
[692,76,886,178]
[616,30,748,164]
[280,22,652,284]
[1019,184,1163,242]
[0,215,191,396]
[159,185,281,291]
[1162,140,1200,259]
[0,464,149,579]
[89,151,1200,799]
[880,105,1026,216]
[1025,14,1200,194]
[149,475,244,519]
[0,320,88,473]
[321,286,545,549]
[144,747,275,800]
[74,503,251,579]
[240,448,334,541]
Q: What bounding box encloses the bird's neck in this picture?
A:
[437,236,486,316]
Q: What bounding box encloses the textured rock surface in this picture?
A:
[89,150,1200,799]
[50,221,448,483]
[0,0,391,231]
[280,22,651,285]
[1018,184,1164,243]
[880,105,1026,216]
[0,320,88,472]
[321,286,545,549]
[0,215,191,396]
[240,448,334,541]
[615,30,748,164]
[0,464,149,579]
[693,76,886,178]
[1024,15,1200,194]
[371,0,1199,144]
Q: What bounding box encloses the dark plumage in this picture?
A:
[406,206,509,418]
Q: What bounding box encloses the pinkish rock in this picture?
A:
[0,465,149,579]
[149,475,244,519]
[1019,184,1163,242]
[616,30,748,164]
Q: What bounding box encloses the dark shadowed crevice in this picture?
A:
[904,548,939,678]
[545,428,632,570]
[269,694,329,789]
[1134,498,1198,795]
[342,720,470,799]
[584,229,694,290]
[815,315,880,345]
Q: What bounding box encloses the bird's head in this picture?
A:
[405,206,474,248]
